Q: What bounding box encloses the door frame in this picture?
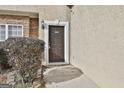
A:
[44,20,69,65]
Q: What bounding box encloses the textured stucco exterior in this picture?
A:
[70,6,124,87]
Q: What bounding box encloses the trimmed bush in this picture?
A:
[0,37,45,87]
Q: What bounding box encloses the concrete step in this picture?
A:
[44,65,98,88]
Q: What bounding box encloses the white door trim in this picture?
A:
[44,20,69,65]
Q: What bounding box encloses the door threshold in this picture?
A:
[43,64,71,69]
[46,63,70,67]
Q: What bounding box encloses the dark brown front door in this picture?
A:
[49,25,65,63]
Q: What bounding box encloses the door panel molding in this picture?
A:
[44,20,69,65]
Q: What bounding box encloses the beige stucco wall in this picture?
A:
[70,5,124,87]
[0,5,68,40]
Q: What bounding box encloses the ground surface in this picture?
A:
[44,65,99,88]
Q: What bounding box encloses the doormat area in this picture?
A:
[44,65,83,84]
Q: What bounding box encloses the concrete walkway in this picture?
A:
[44,65,99,88]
